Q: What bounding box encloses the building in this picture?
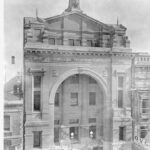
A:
[4,76,23,150]
[23,0,142,150]
[132,53,150,150]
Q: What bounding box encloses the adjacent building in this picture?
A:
[23,0,134,150]
[132,53,150,150]
[4,76,23,150]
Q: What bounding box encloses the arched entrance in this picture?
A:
[49,68,110,149]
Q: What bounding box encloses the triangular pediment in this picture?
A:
[44,12,113,33]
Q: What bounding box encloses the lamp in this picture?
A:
[70,132,74,139]
[90,131,94,139]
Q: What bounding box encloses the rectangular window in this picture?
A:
[71,93,78,106]
[119,127,126,141]
[34,76,41,88]
[142,99,149,114]
[140,126,148,138]
[34,91,41,111]
[118,76,124,88]
[33,131,41,148]
[118,90,123,108]
[69,39,74,46]
[4,116,10,131]
[70,75,79,84]
[49,38,55,45]
[55,93,59,107]
[54,120,60,125]
[75,40,81,46]
[89,77,97,84]
[87,40,93,47]
[89,118,96,123]
[69,119,79,124]
[54,128,59,143]
[33,75,42,112]
[56,39,62,45]
[118,76,124,108]
[35,29,41,42]
[89,126,96,139]
[89,92,96,105]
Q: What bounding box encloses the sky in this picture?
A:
[4,0,150,81]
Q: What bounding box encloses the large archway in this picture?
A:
[49,68,110,148]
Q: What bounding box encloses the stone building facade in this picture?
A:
[23,0,137,150]
[4,76,23,150]
[132,53,150,150]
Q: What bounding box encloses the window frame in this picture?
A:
[89,92,96,106]
[70,92,78,106]
[117,75,125,108]
[34,29,42,42]
[87,40,93,47]
[141,99,149,114]
[140,126,148,138]
[119,126,126,141]
[69,39,74,46]
[32,75,42,112]
[55,93,60,107]
[89,125,96,139]
[33,131,42,148]
[4,115,11,131]
[49,38,55,45]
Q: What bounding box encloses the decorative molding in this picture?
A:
[27,68,45,76]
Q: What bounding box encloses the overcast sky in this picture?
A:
[4,0,150,81]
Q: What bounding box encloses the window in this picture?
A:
[55,93,59,107]
[89,118,96,123]
[118,76,124,108]
[69,39,74,46]
[118,90,123,108]
[74,40,81,46]
[34,76,41,88]
[119,126,126,141]
[89,126,96,139]
[70,127,79,140]
[34,91,41,111]
[70,75,79,84]
[49,38,55,45]
[54,120,60,125]
[140,126,148,138]
[118,76,124,88]
[87,40,93,47]
[56,39,62,45]
[89,77,97,84]
[33,131,41,148]
[54,128,59,143]
[142,99,149,114]
[89,92,96,105]
[71,93,78,106]
[70,119,79,124]
[10,146,15,150]
[33,76,41,111]
[34,29,41,42]
[4,116,10,131]
[11,56,15,64]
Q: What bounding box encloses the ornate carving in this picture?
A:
[65,0,81,12]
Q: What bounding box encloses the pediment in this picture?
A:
[44,12,113,33]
